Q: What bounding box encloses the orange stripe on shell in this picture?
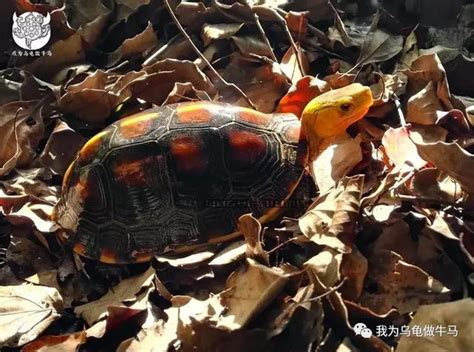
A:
[99,249,120,264]
[237,109,271,126]
[227,130,266,165]
[119,112,156,139]
[72,242,86,256]
[176,102,215,123]
[79,131,107,164]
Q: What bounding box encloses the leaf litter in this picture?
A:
[0,0,473,351]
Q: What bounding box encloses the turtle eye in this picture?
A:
[340,103,351,112]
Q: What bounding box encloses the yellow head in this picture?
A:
[301,83,373,159]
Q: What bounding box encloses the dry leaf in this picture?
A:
[310,134,363,193]
[0,101,45,177]
[304,248,342,288]
[397,299,474,352]
[21,331,86,352]
[219,259,288,329]
[415,141,474,193]
[238,214,270,266]
[276,75,330,117]
[280,45,309,84]
[381,127,428,169]
[201,23,243,46]
[359,250,450,314]
[0,285,63,347]
[74,266,154,325]
[407,81,443,125]
[298,175,364,252]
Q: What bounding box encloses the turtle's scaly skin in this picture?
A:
[54,102,307,263]
[54,84,374,263]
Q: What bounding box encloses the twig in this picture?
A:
[301,277,348,303]
[143,34,181,66]
[267,237,297,254]
[164,0,256,109]
[396,194,468,208]
[393,94,406,126]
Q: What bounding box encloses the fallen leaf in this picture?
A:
[26,34,86,80]
[74,266,154,325]
[21,330,86,352]
[381,127,428,169]
[108,22,158,66]
[298,175,364,252]
[280,44,309,84]
[359,250,450,314]
[310,134,363,193]
[0,101,45,177]
[407,81,443,125]
[0,285,63,347]
[415,141,474,193]
[238,214,270,266]
[219,259,288,329]
[276,75,330,117]
[304,248,342,288]
[201,23,243,46]
[397,299,474,352]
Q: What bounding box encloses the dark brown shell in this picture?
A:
[54,101,308,263]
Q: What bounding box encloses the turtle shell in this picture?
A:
[54,101,308,263]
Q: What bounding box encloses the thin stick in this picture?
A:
[393,94,406,126]
[301,277,348,303]
[164,0,256,109]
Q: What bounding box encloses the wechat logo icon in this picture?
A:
[354,322,373,339]
[12,12,51,50]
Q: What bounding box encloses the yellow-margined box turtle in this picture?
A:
[53,84,373,263]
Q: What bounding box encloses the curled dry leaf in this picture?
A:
[310,134,363,193]
[59,70,122,124]
[162,82,211,105]
[276,75,330,117]
[381,126,428,169]
[359,250,450,315]
[0,284,63,347]
[74,266,154,325]
[304,247,342,288]
[201,23,243,47]
[407,81,443,125]
[280,44,309,84]
[108,22,158,66]
[21,330,86,352]
[340,247,368,301]
[397,299,474,352]
[0,101,45,177]
[26,33,86,80]
[238,214,270,266]
[415,141,474,193]
[218,259,289,330]
[36,121,87,175]
[298,175,364,252]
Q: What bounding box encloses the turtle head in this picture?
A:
[301,83,373,159]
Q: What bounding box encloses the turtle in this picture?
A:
[53,83,373,263]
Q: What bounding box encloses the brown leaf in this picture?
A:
[36,121,86,175]
[74,266,154,325]
[0,101,45,176]
[238,214,270,266]
[276,75,330,117]
[381,127,428,169]
[359,250,450,315]
[0,285,63,347]
[397,299,474,352]
[354,15,403,70]
[340,247,368,301]
[108,22,158,66]
[280,45,309,84]
[26,33,86,80]
[285,11,308,36]
[219,259,288,329]
[58,70,123,124]
[64,0,111,28]
[162,82,211,105]
[304,248,342,288]
[310,134,363,193]
[231,35,275,58]
[415,141,474,193]
[21,330,86,352]
[407,81,443,125]
[201,23,243,46]
[298,175,364,252]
